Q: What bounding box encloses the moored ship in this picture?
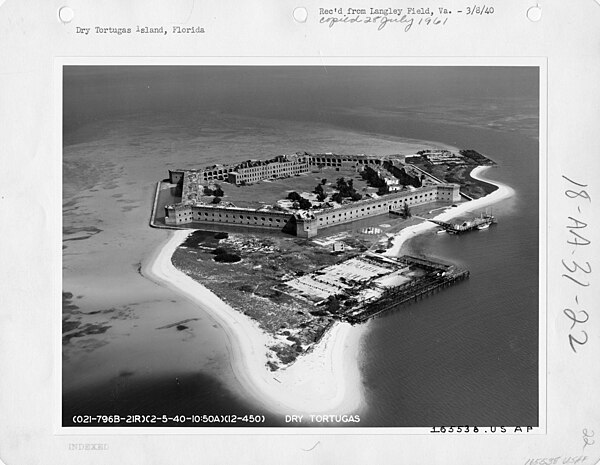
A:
[429,211,495,234]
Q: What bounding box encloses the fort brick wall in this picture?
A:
[165,183,460,237]
[308,153,384,168]
[165,204,295,231]
[228,154,311,185]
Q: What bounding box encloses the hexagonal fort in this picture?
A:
[163,152,461,238]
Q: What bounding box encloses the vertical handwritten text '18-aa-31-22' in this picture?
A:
[561,175,592,354]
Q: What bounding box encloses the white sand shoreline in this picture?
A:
[146,229,367,415]
[147,165,512,417]
[385,165,514,256]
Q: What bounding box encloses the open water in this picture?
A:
[355,121,539,427]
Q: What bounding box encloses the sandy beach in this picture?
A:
[385,165,515,256]
[146,228,368,415]
[145,165,513,417]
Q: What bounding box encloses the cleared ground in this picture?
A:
[210,167,374,209]
[171,230,364,367]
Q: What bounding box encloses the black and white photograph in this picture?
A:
[6,0,600,461]
[61,65,541,429]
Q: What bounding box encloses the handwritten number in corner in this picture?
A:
[568,331,588,353]
[563,309,590,330]
[582,429,595,450]
[562,175,592,354]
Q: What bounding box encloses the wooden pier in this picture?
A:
[429,213,495,234]
[342,259,470,323]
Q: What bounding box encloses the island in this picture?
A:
[147,148,512,414]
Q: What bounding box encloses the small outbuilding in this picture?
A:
[332,242,346,253]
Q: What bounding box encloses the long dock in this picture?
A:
[342,259,470,323]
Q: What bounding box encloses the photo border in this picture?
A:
[54,56,548,435]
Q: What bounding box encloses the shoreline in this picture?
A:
[384,165,514,256]
[145,229,367,416]
[146,164,512,417]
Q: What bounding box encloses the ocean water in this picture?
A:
[62,66,539,427]
[356,123,539,427]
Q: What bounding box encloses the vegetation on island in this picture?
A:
[407,149,498,199]
[331,177,362,203]
[287,191,312,210]
[361,168,387,190]
[382,161,422,188]
[400,201,412,219]
[313,183,327,202]
[211,246,241,263]
[203,184,225,197]
[283,177,364,210]
[459,149,497,166]
[173,231,354,368]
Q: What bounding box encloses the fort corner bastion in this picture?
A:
[162,152,462,238]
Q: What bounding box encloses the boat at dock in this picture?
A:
[429,211,495,234]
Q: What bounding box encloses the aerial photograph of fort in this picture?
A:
[152,148,496,369]
[62,66,539,428]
